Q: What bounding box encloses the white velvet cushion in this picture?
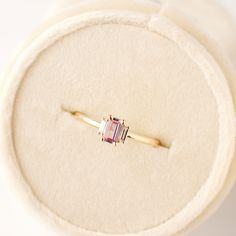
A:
[0,1,236,236]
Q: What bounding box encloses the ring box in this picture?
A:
[1,0,236,235]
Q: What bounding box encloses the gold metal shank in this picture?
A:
[71,111,163,148]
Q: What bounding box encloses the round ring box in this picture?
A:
[1,0,236,235]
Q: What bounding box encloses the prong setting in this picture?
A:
[98,116,129,145]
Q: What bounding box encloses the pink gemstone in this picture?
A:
[99,117,129,144]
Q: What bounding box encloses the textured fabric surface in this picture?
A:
[0,1,236,236]
[13,22,220,233]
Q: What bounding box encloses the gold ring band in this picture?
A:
[71,111,163,148]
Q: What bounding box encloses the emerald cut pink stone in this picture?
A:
[99,117,129,144]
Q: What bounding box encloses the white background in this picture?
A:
[0,0,236,235]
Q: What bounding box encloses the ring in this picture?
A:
[70,111,164,148]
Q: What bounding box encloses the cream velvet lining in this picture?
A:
[0,11,235,236]
[158,4,236,235]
